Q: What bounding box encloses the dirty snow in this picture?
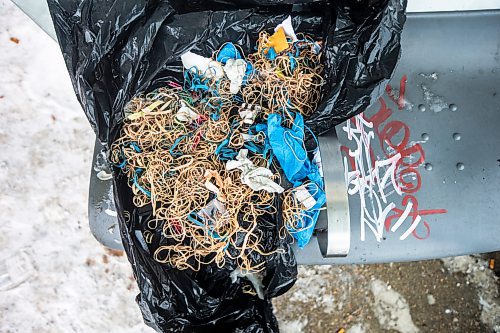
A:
[347,323,368,333]
[442,256,500,332]
[370,279,420,333]
[279,318,309,333]
[288,266,354,314]
[421,84,448,113]
[0,2,151,332]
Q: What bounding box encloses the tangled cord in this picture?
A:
[112,88,286,272]
[242,32,324,121]
[111,30,325,273]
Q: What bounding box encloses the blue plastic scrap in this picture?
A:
[216,43,242,63]
[267,113,307,183]
[265,47,277,60]
[267,112,326,248]
[215,138,238,161]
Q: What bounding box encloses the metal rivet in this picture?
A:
[453,133,461,141]
[421,133,430,141]
[418,104,426,112]
[424,163,433,171]
[456,162,465,171]
[449,104,458,112]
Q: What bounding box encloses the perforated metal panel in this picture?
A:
[295,10,500,264]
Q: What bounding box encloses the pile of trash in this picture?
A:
[48,0,406,330]
[110,17,326,273]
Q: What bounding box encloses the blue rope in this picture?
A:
[187,212,223,240]
[287,52,297,72]
[169,135,188,157]
[130,142,141,153]
[133,172,151,197]
[117,159,127,169]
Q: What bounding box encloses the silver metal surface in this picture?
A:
[88,141,123,250]
[407,0,500,13]
[316,131,350,257]
[294,10,500,264]
[11,0,57,40]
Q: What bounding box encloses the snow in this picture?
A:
[347,323,368,333]
[421,84,448,113]
[370,279,420,333]
[279,318,308,333]
[288,265,354,313]
[442,256,500,332]
[0,1,152,332]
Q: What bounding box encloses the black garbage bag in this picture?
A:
[47,1,406,332]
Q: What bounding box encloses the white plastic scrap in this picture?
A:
[241,133,256,142]
[223,58,247,94]
[311,42,322,55]
[198,198,227,221]
[230,268,265,300]
[180,51,224,79]
[239,103,261,125]
[96,170,113,181]
[204,182,220,195]
[294,185,317,210]
[176,100,199,123]
[274,16,298,42]
[313,148,324,177]
[226,149,284,193]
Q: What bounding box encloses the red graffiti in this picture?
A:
[343,75,447,240]
[386,74,408,110]
[384,195,447,239]
[397,167,421,194]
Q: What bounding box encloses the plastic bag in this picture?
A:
[47,1,406,332]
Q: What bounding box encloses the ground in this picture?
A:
[274,257,500,333]
[0,2,499,332]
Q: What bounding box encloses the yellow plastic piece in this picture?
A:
[142,100,163,113]
[267,27,288,53]
[128,100,163,120]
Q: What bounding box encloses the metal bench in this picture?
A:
[13,0,500,264]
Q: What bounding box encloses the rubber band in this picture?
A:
[111,27,325,272]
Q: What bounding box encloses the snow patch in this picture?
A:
[421,84,448,113]
[289,266,354,313]
[370,279,420,333]
[442,256,500,332]
[347,322,368,333]
[419,72,438,80]
[279,318,308,333]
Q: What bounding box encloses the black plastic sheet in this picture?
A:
[47,1,406,332]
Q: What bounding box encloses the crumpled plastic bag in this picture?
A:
[305,0,407,134]
[47,0,406,332]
